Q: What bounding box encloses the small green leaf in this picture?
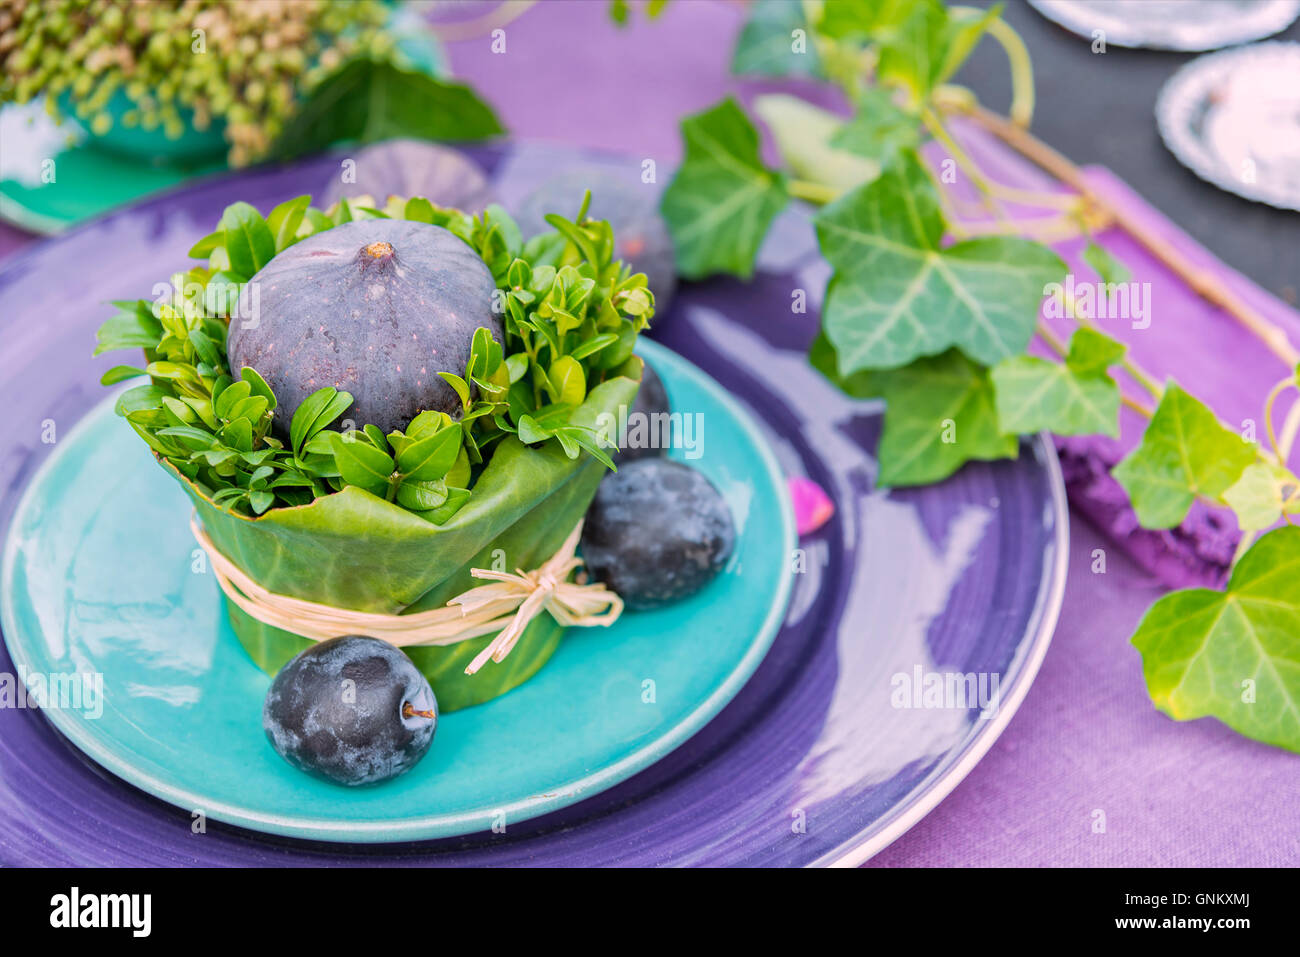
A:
[1112,382,1259,529]
[517,415,552,445]
[188,231,224,259]
[289,387,352,456]
[271,59,504,160]
[1082,241,1131,287]
[829,88,920,174]
[396,478,449,511]
[94,303,163,355]
[1130,525,1300,752]
[156,426,216,450]
[548,356,587,407]
[397,423,462,482]
[115,383,168,416]
[505,353,530,383]
[220,418,253,452]
[816,341,1018,486]
[214,380,252,420]
[219,202,276,277]
[731,0,822,78]
[421,486,472,525]
[239,366,277,410]
[660,97,788,279]
[187,329,223,370]
[1064,327,1126,375]
[991,330,1124,438]
[266,195,311,251]
[328,432,395,496]
[1223,463,1300,531]
[100,365,146,385]
[404,197,435,224]
[752,93,880,195]
[437,372,472,412]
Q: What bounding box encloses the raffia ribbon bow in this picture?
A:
[191,516,623,675]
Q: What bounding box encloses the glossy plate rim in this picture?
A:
[822,433,1069,866]
[1028,0,1300,51]
[0,336,798,843]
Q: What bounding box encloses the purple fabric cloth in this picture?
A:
[2,0,1297,866]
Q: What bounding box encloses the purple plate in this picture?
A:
[0,141,1068,866]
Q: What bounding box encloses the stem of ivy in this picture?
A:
[922,108,1011,222]
[1264,378,1298,461]
[950,7,1036,126]
[788,178,840,205]
[957,100,1300,370]
[1278,389,1300,462]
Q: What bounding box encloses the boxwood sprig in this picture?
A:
[95,192,654,520]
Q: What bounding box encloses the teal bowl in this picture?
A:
[57,89,228,165]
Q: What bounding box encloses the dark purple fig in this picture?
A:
[516,168,677,312]
[228,219,501,436]
[322,139,496,213]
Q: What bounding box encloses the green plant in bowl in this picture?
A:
[94,189,655,710]
[2,0,482,168]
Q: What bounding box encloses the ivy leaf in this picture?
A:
[1223,463,1300,531]
[1082,240,1131,286]
[752,94,880,194]
[272,58,504,160]
[1130,525,1300,753]
[817,0,917,40]
[731,0,821,78]
[1112,382,1259,529]
[815,150,1065,373]
[991,329,1124,437]
[829,88,920,172]
[660,97,788,279]
[814,338,1017,486]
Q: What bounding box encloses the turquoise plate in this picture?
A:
[0,339,795,842]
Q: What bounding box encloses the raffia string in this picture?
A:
[190,515,623,675]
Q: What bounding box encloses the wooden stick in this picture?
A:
[963,103,1300,369]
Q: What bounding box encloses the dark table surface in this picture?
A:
[960,0,1299,305]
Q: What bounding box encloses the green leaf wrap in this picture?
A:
[175,372,641,711]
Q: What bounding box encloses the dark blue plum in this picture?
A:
[613,360,671,465]
[228,219,501,436]
[581,459,734,610]
[263,635,437,786]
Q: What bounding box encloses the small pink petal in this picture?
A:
[789,476,834,535]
